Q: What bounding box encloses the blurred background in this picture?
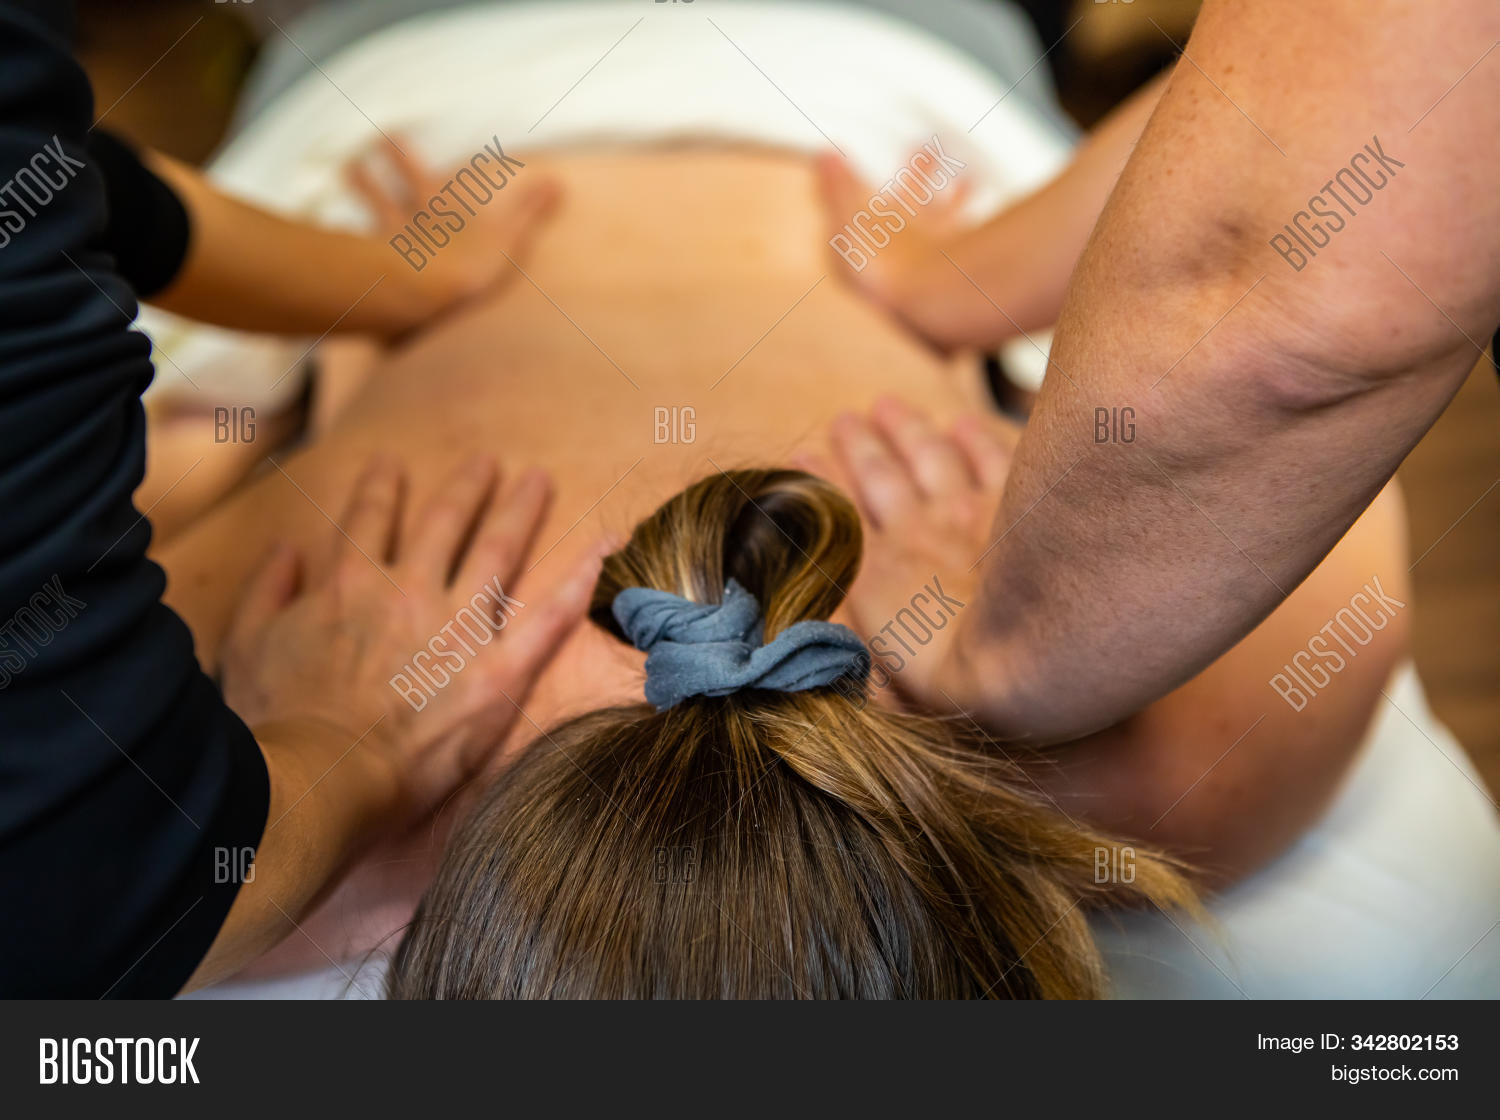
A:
[75,0,1500,794]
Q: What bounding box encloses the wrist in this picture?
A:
[355,255,438,341]
[255,716,404,844]
[940,615,1035,743]
[884,250,978,353]
[324,232,450,342]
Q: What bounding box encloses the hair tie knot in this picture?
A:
[612,579,870,710]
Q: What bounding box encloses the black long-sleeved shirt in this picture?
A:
[86,127,192,300]
[0,0,269,997]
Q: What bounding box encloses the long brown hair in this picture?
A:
[388,469,1194,998]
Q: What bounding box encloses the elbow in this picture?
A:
[1198,214,1498,415]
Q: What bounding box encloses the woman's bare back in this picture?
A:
[159,146,988,726]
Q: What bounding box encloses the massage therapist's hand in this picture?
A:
[219,453,597,824]
[825,398,1016,715]
[347,140,562,338]
[815,151,972,350]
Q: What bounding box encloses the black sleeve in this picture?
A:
[0,0,270,997]
[86,129,192,299]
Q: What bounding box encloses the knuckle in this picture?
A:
[347,491,392,523]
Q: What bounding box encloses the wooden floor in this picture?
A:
[78,0,1500,794]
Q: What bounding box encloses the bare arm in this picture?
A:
[826,402,1407,883]
[955,0,1500,741]
[1029,484,1409,883]
[146,148,559,343]
[818,74,1166,351]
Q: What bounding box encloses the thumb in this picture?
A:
[449,546,605,781]
[495,176,564,261]
[815,152,872,222]
[345,157,408,232]
[485,542,602,697]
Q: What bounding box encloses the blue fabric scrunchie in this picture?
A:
[612,579,870,711]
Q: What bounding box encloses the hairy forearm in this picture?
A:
[182,720,399,991]
[956,0,1500,741]
[903,74,1167,350]
[147,153,432,341]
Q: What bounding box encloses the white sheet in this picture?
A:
[140,0,1070,410]
[1096,663,1500,999]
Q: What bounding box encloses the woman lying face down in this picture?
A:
[387,468,1194,999]
[154,140,1412,994]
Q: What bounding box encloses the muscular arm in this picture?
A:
[956,0,1500,741]
[1031,485,1410,883]
[830,400,1407,883]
